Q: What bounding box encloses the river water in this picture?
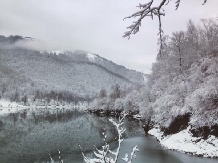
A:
[0,108,217,163]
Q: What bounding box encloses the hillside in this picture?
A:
[55,50,145,84]
[0,35,145,101]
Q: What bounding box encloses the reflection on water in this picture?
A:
[0,108,217,163]
[0,108,143,163]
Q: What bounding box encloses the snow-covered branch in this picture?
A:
[123,0,208,55]
[122,146,139,163]
[80,114,139,163]
[49,149,63,163]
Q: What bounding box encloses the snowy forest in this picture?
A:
[88,18,218,158]
[146,19,218,129]
[92,18,218,128]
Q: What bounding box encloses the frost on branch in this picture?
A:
[122,146,139,163]
[49,149,64,163]
[123,0,208,55]
[123,0,166,42]
[80,114,139,163]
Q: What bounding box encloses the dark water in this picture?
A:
[0,108,143,163]
[0,108,217,163]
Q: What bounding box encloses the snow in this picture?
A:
[0,99,27,116]
[133,114,142,120]
[143,74,148,83]
[87,53,96,61]
[24,37,36,41]
[148,126,218,158]
[51,50,63,55]
[0,99,88,116]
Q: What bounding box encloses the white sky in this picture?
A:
[0,0,217,73]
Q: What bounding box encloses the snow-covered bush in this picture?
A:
[89,99,100,110]
[88,86,146,113]
[97,98,108,110]
[123,90,141,112]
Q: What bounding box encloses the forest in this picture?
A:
[89,19,218,152]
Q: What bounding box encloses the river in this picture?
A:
[0,108,217,163]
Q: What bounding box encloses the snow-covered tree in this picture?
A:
[144,18,218,129]
[99,88,107,98]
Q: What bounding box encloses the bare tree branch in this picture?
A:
[175,0,181,10]
[202,0,207,5]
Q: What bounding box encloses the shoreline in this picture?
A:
[88,109,218,159]
[1,105,218,160]
[148,126,218,159]
[0,99,87,116]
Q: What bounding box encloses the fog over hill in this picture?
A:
[0,35,146,100]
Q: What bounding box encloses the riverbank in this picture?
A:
[2,104,217,160]
[148,126,218,158]
[88,109,218,159]
[0,99,87,116]
[111,136,218,163]
[0,99,28,115]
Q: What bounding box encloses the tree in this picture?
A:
[110,84,121,99]
[10,91,20,102]
[199,19,218,57]
[169,31,186,75]
[99,88,107,98]
[21,95,28,105]
[1,83,7,98]
[123,0,208,54]
[143,18,218,128]
[34,90,41,101]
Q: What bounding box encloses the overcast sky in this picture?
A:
[0,0,217,73]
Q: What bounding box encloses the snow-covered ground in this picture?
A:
[0,99,88,116]
[86,53,96,61]
[148,126,218,158]
[0,99,28,115]
[51,50,63,55]
[143,74,148,83]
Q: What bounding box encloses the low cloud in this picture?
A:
[0,0,217,73]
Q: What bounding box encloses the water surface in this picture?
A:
[0,108,217,163]
[115,137,218,163]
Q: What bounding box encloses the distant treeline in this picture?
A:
[8,90,93,105]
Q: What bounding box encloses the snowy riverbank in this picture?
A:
[148,126,218,158]
[0,99,88,116]
[0,99,28,115]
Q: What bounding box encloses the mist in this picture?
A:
[0,0,217,73]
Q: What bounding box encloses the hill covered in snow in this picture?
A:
[57,50,145,84]
[0,35,146,101]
